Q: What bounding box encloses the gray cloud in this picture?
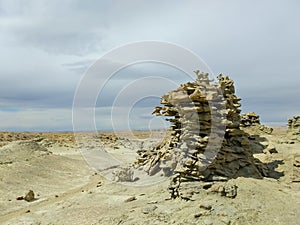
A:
[0,0,110,55]
[0,45,81,109]
[0,0,299,131]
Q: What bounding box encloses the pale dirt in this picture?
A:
[0,129,299,225]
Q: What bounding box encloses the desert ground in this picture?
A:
[0,127,299,225]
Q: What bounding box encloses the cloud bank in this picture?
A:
[0,0,299,131]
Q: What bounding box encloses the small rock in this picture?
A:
[147,200,158,204]
[263,144,278,154]
[24,190,35,202]
[16,196,24,200]
[293,157,300,167]
[210,182,238,198]
[202,182,213,189]
[194,209,211,218]
[194,212,204,218]
[210,183,223,192]
[223,184,238,198]
[199,203,212,210]
[124,196,136,203]
[142,205,157,214]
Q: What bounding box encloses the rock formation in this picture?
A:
[287,116,300,143]
[240,112,273,134]
[240,112,260,127]
[24,190,35,202]
[112,166,135,182]
[135,71,269,199]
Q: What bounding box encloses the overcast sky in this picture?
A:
[0,0,299,131]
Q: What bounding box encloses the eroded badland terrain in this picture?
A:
[0,74,299,225]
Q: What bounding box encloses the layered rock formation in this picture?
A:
[287,116,300,143]
[240,112,260,127]
[240,112,273,134]
[135,71,268,198]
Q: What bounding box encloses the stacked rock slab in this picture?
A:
[240,112,273,134]
[240,112,260,127]
[135,71,266,199]
[287,116,300,143]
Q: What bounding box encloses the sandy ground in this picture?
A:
[0,128,299,225]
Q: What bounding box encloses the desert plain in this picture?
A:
[0,125,299,225]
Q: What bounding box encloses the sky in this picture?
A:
[0,0,299,131]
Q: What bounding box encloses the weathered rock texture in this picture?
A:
[24,190,35,202]
[240,112,260,127]
[135,71,269,198]
[287,116,300,143]
[240,112,273,134]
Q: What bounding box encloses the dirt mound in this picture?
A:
[0,132,77,148]
[0,140,51,165]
